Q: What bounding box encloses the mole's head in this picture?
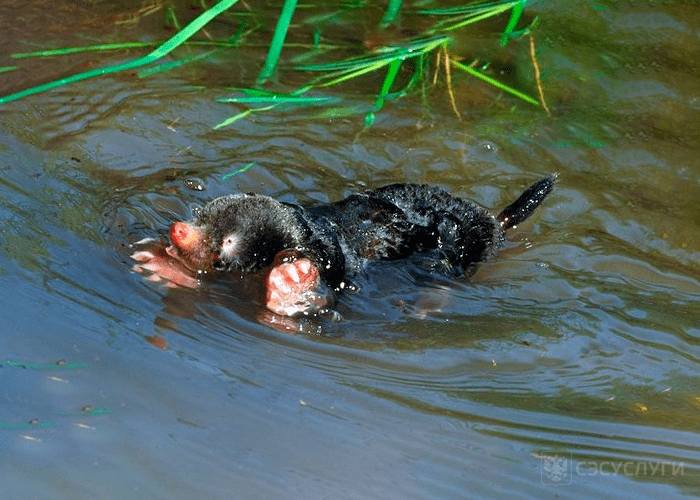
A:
[167,194,304,275]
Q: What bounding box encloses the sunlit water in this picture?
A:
[1,1,700,499]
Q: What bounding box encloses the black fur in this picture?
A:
[191,176,555,287]
[497,176,556,229]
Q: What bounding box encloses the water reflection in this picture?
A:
[1,0,700,498]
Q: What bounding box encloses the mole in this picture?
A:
[132,176,555,317]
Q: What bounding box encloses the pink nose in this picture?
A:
[170,222,200,251]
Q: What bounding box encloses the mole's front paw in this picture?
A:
[266,258,327,316]
[131,241,200,289]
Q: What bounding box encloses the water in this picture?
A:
[1,1,700,498]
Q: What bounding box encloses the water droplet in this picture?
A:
[184,178,205,191]
[482,141,497,153]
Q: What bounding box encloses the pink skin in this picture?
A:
[132,222,326,316]
[131,244,200,289]
[265,257,326,316]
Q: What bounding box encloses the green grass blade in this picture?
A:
[363,57,402,128]
[380,0,403,28]
[441,6,514,32]
[316,60,390,87]
[299,54,391,72]
[222,162,255,181]
[421,1,521,32]
[451,59,539,106]
[419,0,517,16]
[214,108,257,129]
[218,87,339,105]
[401,52,426,94]
[11,42,155,59]
[501,0,526,45]
[1,66,18,73]
[374,58,402,110]
[213,104,277,129]
[3,359,86,370]
[138,49,216,77]
[10,36,250,61]
[256,0,298,85]
[298,36,448,72]
[218,95,338,104]
[225,87,281,97]
[310,104,368,120]
[0,0,240,104]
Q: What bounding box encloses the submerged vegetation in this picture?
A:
[0,0,548,126]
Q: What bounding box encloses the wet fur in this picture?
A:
[190,177,555,288]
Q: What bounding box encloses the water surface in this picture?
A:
[1,1,699,498]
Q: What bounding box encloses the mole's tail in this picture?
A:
[497,175,556,230]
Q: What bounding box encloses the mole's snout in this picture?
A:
[170,221,203,252]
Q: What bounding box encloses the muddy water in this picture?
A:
[1,1,700,498]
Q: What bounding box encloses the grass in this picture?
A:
[450,59,538,106]
[0,0,547,125]
[420,0,526,36]
[256,0,298,85]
